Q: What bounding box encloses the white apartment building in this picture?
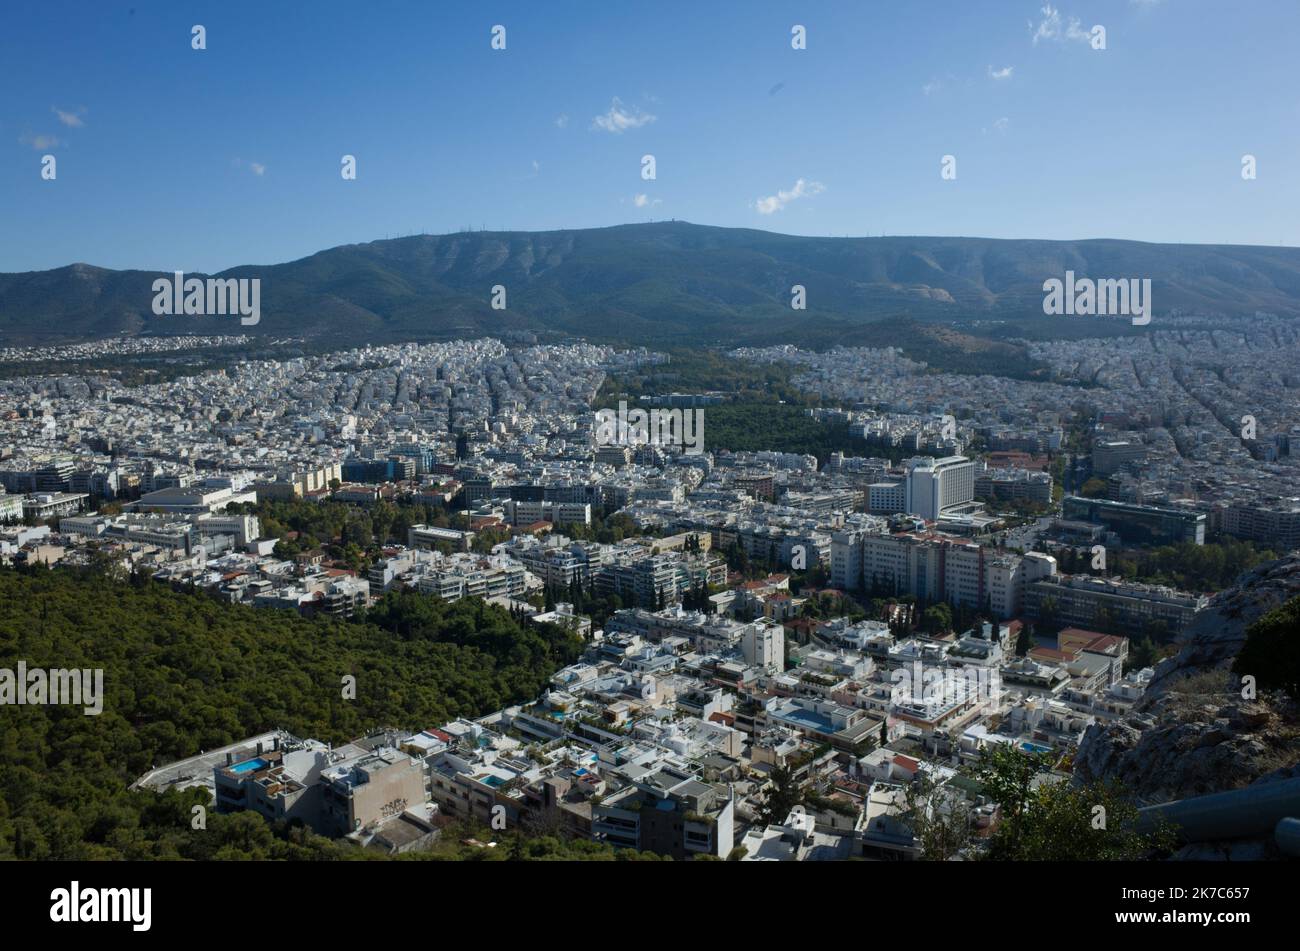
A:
[196,513,262,546]
[409,524,475,553]
[904,456,975,521]
[831,530,1057,619]
[741,618,785,673]
[505,499,592,527]
[413,558,527,603]
[0,492,25,522]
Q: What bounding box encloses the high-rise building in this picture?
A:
[904,456,975,521]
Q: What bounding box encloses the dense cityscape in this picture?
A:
[3,314,1296,862]
[4,0,1297,935]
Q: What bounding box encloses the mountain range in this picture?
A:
[4,221,1300,347]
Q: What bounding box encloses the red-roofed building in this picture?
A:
[1028,646,1075,664]
[892,754,920,778]
[513,520,553,537]
[1058,627,1127,659]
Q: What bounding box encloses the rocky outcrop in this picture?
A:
[1074,554,1300,806]
[1073,697,1288,802]
[1146,555,1300,699]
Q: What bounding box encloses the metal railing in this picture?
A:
[1136,776,1300,852]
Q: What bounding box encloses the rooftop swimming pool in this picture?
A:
[229,757,268,774]
[1020,742,1052,755]
[773,707,835,734]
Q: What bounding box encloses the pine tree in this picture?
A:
[1016,622,1033,657]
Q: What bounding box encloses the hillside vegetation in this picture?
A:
[0,565,584,859]
[4,222,1300,345]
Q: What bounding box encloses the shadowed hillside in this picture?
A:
[4,222,1300,345]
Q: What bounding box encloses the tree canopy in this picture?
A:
[0,565,583,860]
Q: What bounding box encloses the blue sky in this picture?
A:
[2,0,1298,273]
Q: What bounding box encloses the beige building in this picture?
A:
[320,748,428,837]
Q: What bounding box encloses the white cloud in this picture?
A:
[20,132,60,150]
[633,193,662,208]
[922,78,943,96]
[988,65,1014,80]
[1030,4,1093,45]
[755,178,825,215]
[554,113,569,129]
[53,106,86,128]
[592,97,656,134]
[1029,3,1063,44]
[249,162,266,176]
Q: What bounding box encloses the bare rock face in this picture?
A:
[1074,694,1284,802]
[1147,555,1300,698]
[1074,554,1300,805]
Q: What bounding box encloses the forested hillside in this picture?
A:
[6,222,1300,345]
[0,565,588,859]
